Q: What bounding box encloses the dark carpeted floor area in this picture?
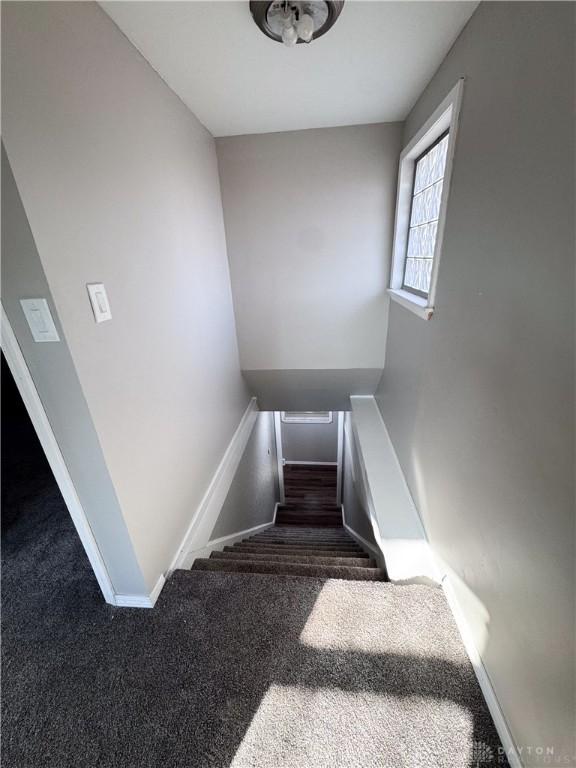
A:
[2,356,506,767]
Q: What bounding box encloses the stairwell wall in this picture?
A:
[375,3,575,763]
[216,123,403,409]
[210,412,279,540]
[1,147,148,597]
[2,1,251,594]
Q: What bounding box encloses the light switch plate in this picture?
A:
[87,283,112,323]
[20,298,60,342]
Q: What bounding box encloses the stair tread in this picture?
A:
[224,545,369,558]
[277,504,342,511]
[251,540,355,547]
[249,538,360,549]
[192,558,385,581]
[255,531,349,538]
[211,551,376,567]
[234,541,363,552]
[251,525,353,541]
[275,521,343,528]
[276,511,342,516]
[270,526,345,532]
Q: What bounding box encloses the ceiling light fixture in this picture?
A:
[250,1,344,47]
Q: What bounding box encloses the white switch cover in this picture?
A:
[87,283,112,323]
[20,298,60,342]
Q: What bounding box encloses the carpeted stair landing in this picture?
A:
[192,524,387,581]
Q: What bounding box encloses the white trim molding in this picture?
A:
[387,288,433,321]
[273,411,286,504]
[283,460,337,466]
[281,411,333,424]
[115,574,166,609]
[336,411,344,506]
[183,520,275,568]
[390,78,465,320]
[1,305,117,605]
[169,398,260,572]
[342,513,385,570]
[349,396,439,584]
[439,563,523,768]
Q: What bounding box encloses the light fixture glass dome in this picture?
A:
[250,1,344,46]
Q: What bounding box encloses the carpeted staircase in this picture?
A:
[192,515,387,581]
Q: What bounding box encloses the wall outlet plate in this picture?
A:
[20,298,60,342]
[87,283,112,323]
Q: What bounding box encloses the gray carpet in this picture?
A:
[3,556,506,766]
[192,525,387,581]
[2,357,506,767]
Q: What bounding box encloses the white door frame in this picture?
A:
[1,305,116,605]
[273,411,344,507]
[273,411,286,504]
[336,411,344,506]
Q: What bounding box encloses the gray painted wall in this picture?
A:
[281,416,338,463]
[210,412,279,540]
[241,369,381,411]
[341,413,377,547]
[1,147,148,596]
[217,123,403,408]
[376,3,575,763]
[2,2,251,592]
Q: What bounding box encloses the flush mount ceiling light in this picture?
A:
[250,1,344,47]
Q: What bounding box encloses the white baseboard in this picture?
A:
[183,520,275,568]
[441,571,522,768]
[169,398,259,573]
[342,514,385,567]
[115,574,166,609]
[272,502,279,524]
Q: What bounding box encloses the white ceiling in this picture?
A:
[100,1,477,137]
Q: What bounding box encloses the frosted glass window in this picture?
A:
[402,131,449,297]
[281,412,333,424]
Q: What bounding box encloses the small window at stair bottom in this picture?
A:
[281,412,333,424]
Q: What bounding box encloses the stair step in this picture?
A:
[269,526,345,533]
[243,536,358,547]
[275,518,343,527]
[251,525,352,541]
[250,539,354,552]
[277,509,342,515]
[277,503,342,511]
[253,536,351,543]
[276,511,343,517]
[192,558,385,581]
[254,527,349,534]
[235,541,362,552]
[276,510,342,517]
[255,538,356,547]
[224,545,369,558]
[247,538,357,547]
[211,551,376,567]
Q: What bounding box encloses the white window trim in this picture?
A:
[280,411,333,424]
[389,78,465,320]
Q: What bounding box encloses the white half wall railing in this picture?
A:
[349,395,439,584]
